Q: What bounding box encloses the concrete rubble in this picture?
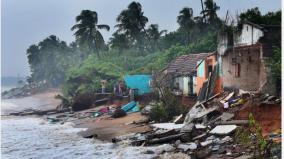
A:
[109,90,281,159]
[209,125,237,135]
[7,87,280,159]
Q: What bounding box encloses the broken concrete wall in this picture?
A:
[196,54,223,95]
[259,57,277,96]
[222,46,262,91]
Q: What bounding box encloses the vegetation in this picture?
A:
[24,1,281,105]
[267,47,281,96]
[149,72,187,122]
[26,35,82,87]
[239,7,281,25]
[234,113,270,158]
[71,10,110,56]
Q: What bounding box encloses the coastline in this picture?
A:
[2,89,151,142]
[1,89,61,115]
[1,90,165,159]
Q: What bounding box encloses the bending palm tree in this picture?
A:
[200,0,220,24]
[146,24,167,50]
[115,2,148,45]
[71,10,110,55]
[177,7,195,44]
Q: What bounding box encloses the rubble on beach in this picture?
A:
[6,87,281,159]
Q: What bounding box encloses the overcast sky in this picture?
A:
[1,0,281,77]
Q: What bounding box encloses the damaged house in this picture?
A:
[162,53,212,97]
[196,53,223,101]
[217,21,281,95]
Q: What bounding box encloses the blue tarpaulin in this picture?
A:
[121,101,140,113]
[124,75,152,95]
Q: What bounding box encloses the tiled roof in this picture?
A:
[166,53,212,76]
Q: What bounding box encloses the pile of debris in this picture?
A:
[2,83,47,99]
[2,85,33,99]
[111,90,281,159]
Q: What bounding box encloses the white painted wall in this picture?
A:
[235,24,264,46]
[217,33,229,56]
[193,76,197,94]
[174,77,184,91]
[174,76,197,96]
[183,77,189,95]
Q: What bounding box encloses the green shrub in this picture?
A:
[149,88,186,122]
[234,113,270,158]
[149,103,168,122]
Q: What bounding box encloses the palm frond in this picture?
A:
[97,24,110,31]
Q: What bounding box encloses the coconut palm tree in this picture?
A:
[108,31,130,51]
[200,0,220,24]
[115,2,148,45]
[177,7,195,30]
[177,7,195,44]
[146,24,167,50]
[71,10,110,54]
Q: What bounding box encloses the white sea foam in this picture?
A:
[1,99,161,159]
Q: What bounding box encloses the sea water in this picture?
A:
[1,98,161,159]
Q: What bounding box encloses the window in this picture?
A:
[235,63,241,77]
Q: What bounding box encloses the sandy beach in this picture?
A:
[1,89,159,159]
[1,89,61,115]
[2,88,151,141]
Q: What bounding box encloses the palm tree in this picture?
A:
[200,0,220,24]
[115,2,149,45]
[177,7,195,44]
[71,10,110,54]
[109,31,130,51]
[146,24,167,50]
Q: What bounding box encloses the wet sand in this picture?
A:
[2,89,150,142]
[76,112,151,141]
[1,89,61,115]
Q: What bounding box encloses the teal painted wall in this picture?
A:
[197,60,205,77]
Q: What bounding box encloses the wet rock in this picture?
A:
[158,152,191,159]
[188,143,197,150]
[178,144,191,152]
[143,150,155,154]
[200,140,213,147]
[226,151,232,156]
[221,136,233,143]
[232,153,242,158]
[196,148,211,159]
[56,114,67,118]
[178,143,197,152]
[234,155,253,159]
[175,140,181,146]
[211,145,220,152]
[181,133,191,142]
[195,124,206,129]
[217,148,226,154]
[220,112,234,121]
[141,105,153,115]
[206,135,216,140]
[155,144,175,154]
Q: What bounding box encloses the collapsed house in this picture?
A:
[196,53,223,101]
[162,53,212,96]
[217,21,281,95]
